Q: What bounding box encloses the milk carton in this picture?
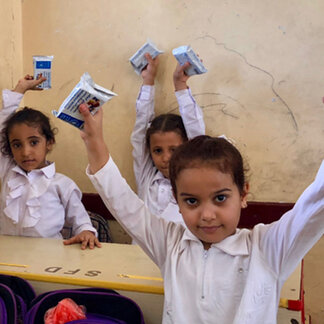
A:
[129,40,163,74]
[172,46,207,76]
[53,72,117,129]
[33,55,54,89]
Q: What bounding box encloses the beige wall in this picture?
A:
[6,0,324,202]
[0,0,23,93]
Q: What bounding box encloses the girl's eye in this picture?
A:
[215,195,227,203]
[30,140,39,146]
[185,198,197,206]
[153,148,162,154]
[12,143,21,149]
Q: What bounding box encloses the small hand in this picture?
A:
[13,74,47,94]
[173,62,191,91]
[63,230,102,250]
[141,53,159,86]
[79,103,103,143]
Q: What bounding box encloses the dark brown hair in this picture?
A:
[0,107,57,158]
[145,114,188,148]
[169,135,247,197]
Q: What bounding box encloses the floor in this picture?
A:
[304,236,324,323]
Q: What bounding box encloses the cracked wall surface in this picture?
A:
[14,0,324,202]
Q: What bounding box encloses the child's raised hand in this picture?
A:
[63,230,102,250]
[79,103,109,174]
[173,62,191,91]
[79,103,103,144]
[141,53,159,86]
[13,74,47,94]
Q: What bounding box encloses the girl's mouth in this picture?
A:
[22,159,35,165]
[200,225,222,234]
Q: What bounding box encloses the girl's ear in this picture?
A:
[46,139,54,153]
[241,183,249,209]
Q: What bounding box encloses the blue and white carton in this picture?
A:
[52,72,117,129]
[33,55,54,89]
[172,46,207,76]
[129,40,163,75]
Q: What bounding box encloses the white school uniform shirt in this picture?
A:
[88,157,324,324]
[131,85,205,223]
[0,89,96,238]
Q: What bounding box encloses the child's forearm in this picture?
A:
[79,103,109,174]
[13,83,28,94]
[173,62,190,91]
[174,80,188,91]
[13,75,46,94]
[86,139,109,174]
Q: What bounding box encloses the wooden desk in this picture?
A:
[0,235,305,324]
[0,235,162,294]
[0,235,163,324]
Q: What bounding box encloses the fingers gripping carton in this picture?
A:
[172,45,207,76]
[129,40,163,74]
[53,72,117,129]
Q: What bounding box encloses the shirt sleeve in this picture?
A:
[0,90,24,177]
[87,157,170,266]
[2,89,23,112]
[258,160,324,279]
[60,180,98,237]
[1,90,23,129]
[130,85,156,194]
[176,88,205,138]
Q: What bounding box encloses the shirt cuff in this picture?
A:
[2,89,23,107]
[86,156,113,177]
[175,87,195,106]
[137,85,155,101]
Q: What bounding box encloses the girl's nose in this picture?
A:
[201,204,216,221]
[162,151,171,162]
[22,145,31,156]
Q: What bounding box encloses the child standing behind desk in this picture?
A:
[131,53,205,223]
[79,103,323,324]
[0,75,101,250]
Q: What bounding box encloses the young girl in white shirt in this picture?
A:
[79,104,323,323]
[131,53,205,223]
[0,75,101,250]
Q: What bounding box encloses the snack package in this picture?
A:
[33,55,54,89]
[52,72,117,129]
[129,40,163,74]
[172,46,207,76]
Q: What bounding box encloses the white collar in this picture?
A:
[179,228,250,256]
[152,169,168,184]
[12,161,55,179]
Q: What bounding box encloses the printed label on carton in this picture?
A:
[53,72,117,129]
[33,55,54,89]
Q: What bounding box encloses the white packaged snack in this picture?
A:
[172,46,207,76]
[52,72,117,129]
[33,55,54,89]
[129,40,163,75]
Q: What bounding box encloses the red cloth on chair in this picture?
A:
[44,298,86,324]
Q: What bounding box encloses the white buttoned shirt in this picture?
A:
[88,157,324,324]
[131,85,205,223]
[0,90,96,238]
